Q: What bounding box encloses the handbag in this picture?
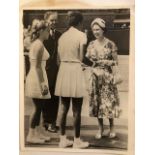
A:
[112,65,123,85]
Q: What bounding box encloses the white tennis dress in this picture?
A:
[25,39,51,99]
[55,27,87,97]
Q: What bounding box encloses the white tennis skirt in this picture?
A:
[55,62,86,98]
[25,61,51,99]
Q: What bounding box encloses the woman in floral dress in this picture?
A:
[86,18,121,139]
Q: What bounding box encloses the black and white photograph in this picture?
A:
[20,3,134,155]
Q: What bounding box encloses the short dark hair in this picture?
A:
[68,11,83,27]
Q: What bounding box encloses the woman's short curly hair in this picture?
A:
[30,20,49,41]
[44,11,58,20]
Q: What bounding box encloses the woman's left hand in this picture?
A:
[41,83,49,96]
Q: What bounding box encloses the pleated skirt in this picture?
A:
[55,62,86,98]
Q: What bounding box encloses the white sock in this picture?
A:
[74,137,80,143]
[60,135,66,141]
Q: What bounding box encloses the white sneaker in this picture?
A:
[26,128,45,144]
[35,126,51,141]
[38,133,51,141]
[26,134,45,144]
[59,138,73,148]
[95,132,102,139]
[73,139,89,149]
[109,132,116,138]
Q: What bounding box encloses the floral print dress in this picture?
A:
[86,37,121,119]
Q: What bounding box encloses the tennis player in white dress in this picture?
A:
[25,20,51,144]
[55,11,89,149]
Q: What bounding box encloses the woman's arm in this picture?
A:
[79,44,87,62]
[35,43,44,84]
[85,41,97,67]
[111,41,118,65]
[112,50,118,65]
[34,42,48,95]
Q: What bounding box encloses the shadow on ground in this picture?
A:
[24,116,128,150]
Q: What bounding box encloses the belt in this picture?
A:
[61,61,80,63]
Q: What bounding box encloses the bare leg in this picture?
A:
[109,118,114,132]
[59,97,74,148]
[72,98,83,138]
[95,118,104,139]
[72,98,89,148]
[109,118,116,138]
[31,98,43,128]
[26,98,45,144]
[98,118,104,133]
[59,97,70,135]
